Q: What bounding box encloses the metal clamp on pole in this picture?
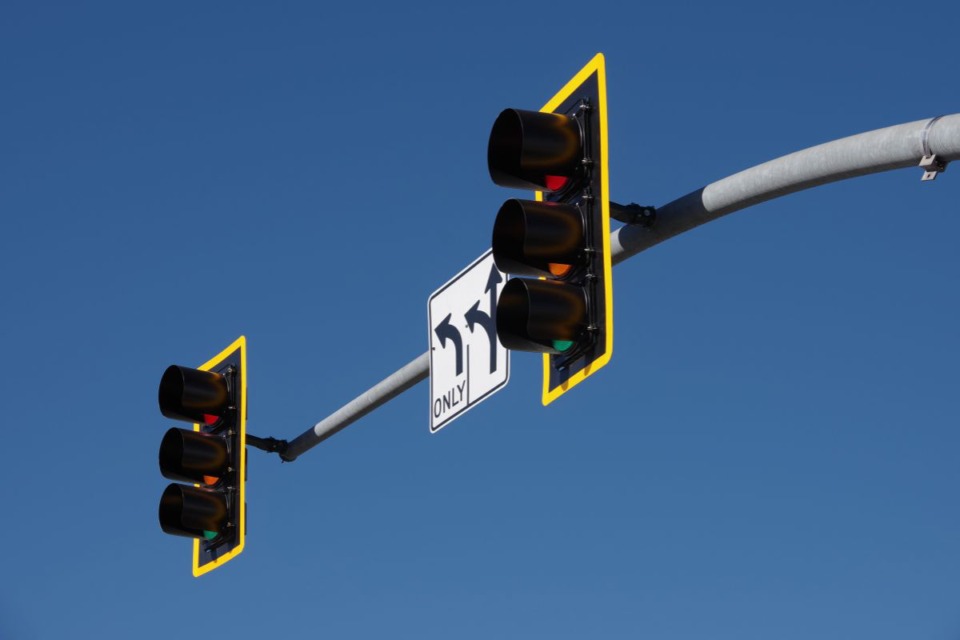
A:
[920,116,949,181]
[919,154,947,181]
[609,201,656,226]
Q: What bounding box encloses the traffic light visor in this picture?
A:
[159,483,228,540]
[492,199,584,278]
[159,428,229,485]
[496,278,587,354]
[488,109,581,192]
[158,365,229,423]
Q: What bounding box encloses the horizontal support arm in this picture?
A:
[281,353,429,461]
[611,114,960,264]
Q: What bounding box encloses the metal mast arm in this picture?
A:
[612,114,960,263]
[280,354,429,461]
[276,114,960,462]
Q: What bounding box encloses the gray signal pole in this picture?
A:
[274,114,959,462]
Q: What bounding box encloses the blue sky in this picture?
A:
[1,2,958,638]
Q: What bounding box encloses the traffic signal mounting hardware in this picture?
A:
[489,53,624,405]
[157,336,247,577]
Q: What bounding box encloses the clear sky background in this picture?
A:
[2,2,958,639]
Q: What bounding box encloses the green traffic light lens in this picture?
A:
[552,340,575,352]
[203,530,218,541]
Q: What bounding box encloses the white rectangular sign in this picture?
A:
[428,250,509,432]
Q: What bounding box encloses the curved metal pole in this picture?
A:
[280,114,960,461]
[612,114,960,263]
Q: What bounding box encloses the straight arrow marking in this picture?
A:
[465,264,503,374]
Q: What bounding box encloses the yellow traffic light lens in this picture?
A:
[547,263,572,277]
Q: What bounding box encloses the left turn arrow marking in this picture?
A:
[434,313,464,375]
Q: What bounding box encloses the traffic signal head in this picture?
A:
[156,336,247,577]
[488,53,613,405]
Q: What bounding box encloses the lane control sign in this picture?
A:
[428,249,509,432]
